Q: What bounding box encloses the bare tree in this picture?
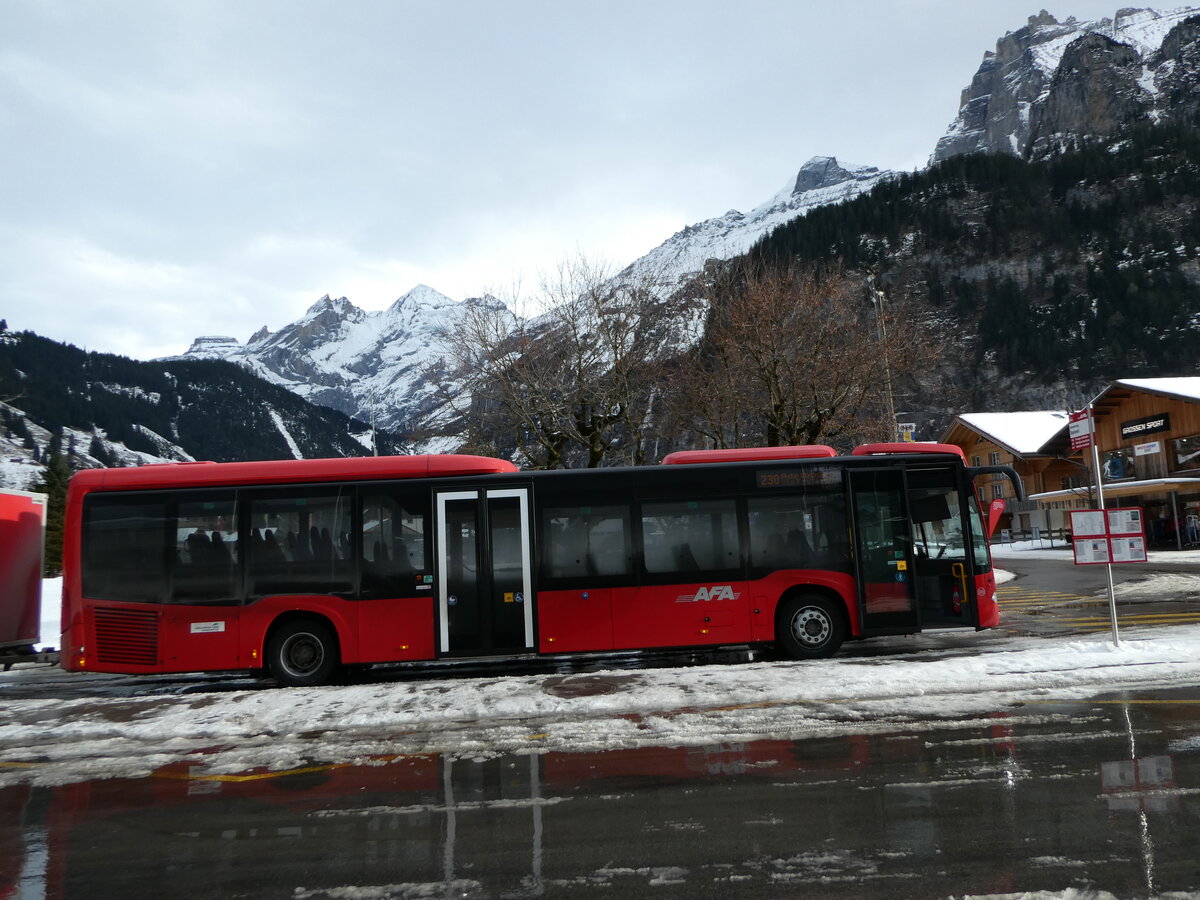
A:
[670,260,941,450]
[435,253,694,468]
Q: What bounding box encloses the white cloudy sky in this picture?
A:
[1,1,1154,360]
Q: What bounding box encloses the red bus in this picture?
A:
[59,444,1022,686]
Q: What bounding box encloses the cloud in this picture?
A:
[2,0,1144,359]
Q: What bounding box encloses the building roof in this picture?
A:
[1111,377,1200,403]
[951,411,1069,457]
[1030,477,1200,503]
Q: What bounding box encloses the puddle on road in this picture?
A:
[541,673,640,698]
[4,694,1199,899]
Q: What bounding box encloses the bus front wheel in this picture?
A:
[777,595,845,660]
[267,619,339,687]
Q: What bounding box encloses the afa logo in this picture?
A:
[676,585,741,603]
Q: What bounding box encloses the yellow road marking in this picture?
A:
[1059,613,1200,623]
[998,592,1084,600]
[153,763,349,782]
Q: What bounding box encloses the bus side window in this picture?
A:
[747,493,849,573]
[541,505,632,582]
[641,500,738,575]
[82,496,170,604]
[361,490,431,597]
[248,490,354,596]
[173,494,240,604]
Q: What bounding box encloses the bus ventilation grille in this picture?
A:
[94,607,159,666]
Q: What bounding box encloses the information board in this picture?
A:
[1074,538,1111,564]
[1071,508,1147,566]
[1106,508,1143,536]
[1111,537,1148,563]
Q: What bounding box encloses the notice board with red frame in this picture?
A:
[1071,507,1147,565]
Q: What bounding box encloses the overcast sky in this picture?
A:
[2,1,1152,360]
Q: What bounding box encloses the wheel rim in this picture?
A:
[279,632,324,678]
[791,606,831,648]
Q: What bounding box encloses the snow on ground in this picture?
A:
[6,616,1200,788]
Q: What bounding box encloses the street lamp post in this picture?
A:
[867,275,898,442]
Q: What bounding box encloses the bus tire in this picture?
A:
[267,618,339,687]
[776,594,845,660]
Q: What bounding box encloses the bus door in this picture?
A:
[847,469,919,633]
[906,466,980,629]
[435,488,534,656]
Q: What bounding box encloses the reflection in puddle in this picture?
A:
[2,704,1199,899]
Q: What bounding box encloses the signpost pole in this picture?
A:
[1087,403,1120,647]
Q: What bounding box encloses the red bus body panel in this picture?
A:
[66,454,517,493]
[537,571,860,654]
[65,592,440,675]
[537,589,615,653]
[852,442,966,460]
[975,570,1000,628]
[610,581,752,649]
[0,490,46,651]
[662,446,837,465]
[353,596,438,662]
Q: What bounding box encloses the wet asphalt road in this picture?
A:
[995,555,1200,640]
[4,685,1199,899]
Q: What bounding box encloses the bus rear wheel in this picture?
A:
[267,619,339,687]
[777,595,845,660]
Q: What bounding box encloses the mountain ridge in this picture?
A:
[933,5,1200,161]
[172,156,888,441]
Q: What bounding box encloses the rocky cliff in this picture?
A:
[933,7,1200,162]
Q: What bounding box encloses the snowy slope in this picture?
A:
[0,401,193,490]
[621,156,891,291]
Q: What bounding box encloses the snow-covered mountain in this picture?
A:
[175,285,513,440]
[933,6,1200,161]
[175,157,889,441]
[621,156,891,290]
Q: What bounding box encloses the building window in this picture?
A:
[989,451,1001,466]
[992,484,1004,500]
[1172,434,1200,472]
[1102,448,1137,481]
[972,456,981,468]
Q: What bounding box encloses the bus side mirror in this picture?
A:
[987,499,1006,538]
